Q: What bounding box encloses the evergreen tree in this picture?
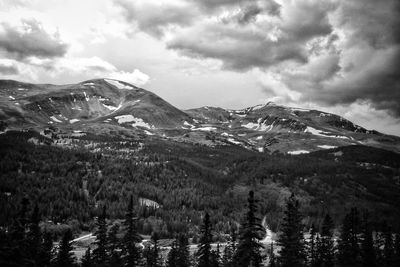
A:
[318,214,335,267]
[26,204,42,267]
[93,205,108,267]
[229,225,237,256]
[7,197,30,267]
[81,247,93,267]
[277,193,306,267]
[337,207,361,267]
[108,224,123,267]
[308,224,318,267]
[382,223,395,267]
[177,234,191,267]
[123,195,142,267]
[148,232,162,267]
[55,229,76,267]
[0,228,10,267]
[210,244,221,267]
[38,231,54,267]
[166,240,179,267]
[394,233,400,267]
[222,245,233,267]
[234,191,265,267]
[360,213,377,267]
[197,213,213,267]
[222,224,237,267]
[315,234,322,267]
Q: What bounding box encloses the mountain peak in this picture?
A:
[1,78,399,154]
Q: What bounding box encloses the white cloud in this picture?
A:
[109,69,150,86]
[0,0,398,135]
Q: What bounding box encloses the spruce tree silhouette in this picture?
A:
[278,193,306,267]
[197,213,213,267]
[234,190,265,267]
[55,229,76,267]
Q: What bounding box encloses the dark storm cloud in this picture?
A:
[308,49,400,116]
[236,5,263,24]
[168,30,308,70]
[188,0,258,11]
[167,1,335,71]
[114,0,280,37]
[0,63,18,75]
[0,20,68,59]
[290,0,400,116]
[114,0,400,117]
[337,0,400,48]
[114,0,197,38]
[264,0,281,16]
[282,1,334,41]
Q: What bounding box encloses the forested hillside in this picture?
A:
[1,130,400,239]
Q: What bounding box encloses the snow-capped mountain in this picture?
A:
[1,79,399,153]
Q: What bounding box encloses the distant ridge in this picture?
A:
[1,78,399,153]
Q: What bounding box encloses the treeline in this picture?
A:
[1,192,400,267]
[0,131,234,237]
[1,130,400,237]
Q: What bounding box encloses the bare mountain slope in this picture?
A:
[1,79,399,153]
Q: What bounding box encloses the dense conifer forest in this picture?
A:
[1,130,400,266]
[1,191,400,266]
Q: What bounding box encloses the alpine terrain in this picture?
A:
[1,79,400,266]
[1,78,399,154]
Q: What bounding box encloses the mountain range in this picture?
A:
[1,78,399,154]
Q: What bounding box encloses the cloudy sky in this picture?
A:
[0,0,399,135]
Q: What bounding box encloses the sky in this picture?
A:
[0,0,399,136]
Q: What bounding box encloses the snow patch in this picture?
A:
[317,145,337,149]
[104,79,135,90]
[83,92,89,101]
[69,119,80,124]
[103,102,122,112]
[183,121,195,129]
[290,107,310,112]
[193,126,216,132]
[144,130,154,136]
[17,88,26,91]
[242,122,259,129]
[221,132,235,137]
[256,136,263,140]
[288,150,310,155]
[8,95,15,100]
[115,115,153,129]
[83,82,95,86]
[305,127,349,139]
[115,115,135,123]
[102,103,118,111]
[228,138,241,145]
[242,120,273,132]
[50,116,62,123]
